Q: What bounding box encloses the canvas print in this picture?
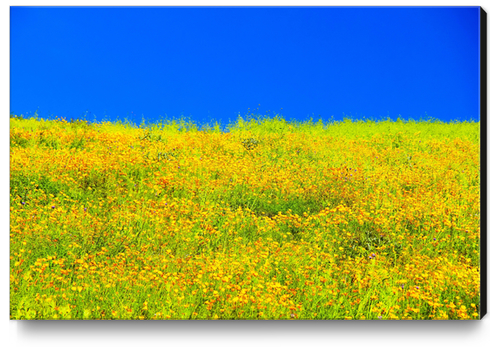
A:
[10,6,482,320]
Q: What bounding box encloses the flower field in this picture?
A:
[10,115,480,320]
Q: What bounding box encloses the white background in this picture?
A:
[4,1,489,347]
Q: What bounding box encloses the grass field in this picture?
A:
[10,114,480,320]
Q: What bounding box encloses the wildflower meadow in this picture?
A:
[10,115,480,320]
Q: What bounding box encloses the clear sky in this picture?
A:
[10,6,480,127]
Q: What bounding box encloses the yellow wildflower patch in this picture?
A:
[9,116,480,320]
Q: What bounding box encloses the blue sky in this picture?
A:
[10,6,480,127]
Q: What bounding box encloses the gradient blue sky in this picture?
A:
[10,6,481,127]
